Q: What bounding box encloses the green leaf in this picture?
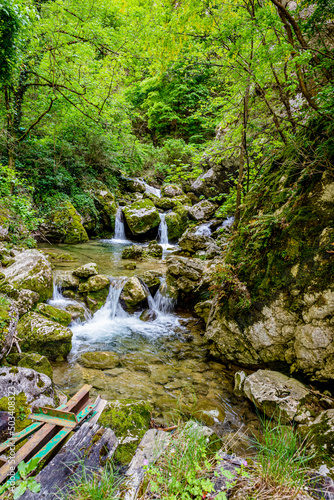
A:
[13,481,28,499]
[27,478,41,493]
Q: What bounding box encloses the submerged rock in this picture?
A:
[73,262,98,278]
[120,277,149,311]
[120,353,151,373]
[0,367,55,408]
[122,245,144,260]
[17,312,73,361]
[140,309,158,322]
[36,303,72,326]
[123,199,160,237]
[2,249,53,302]
[42,200,89,244]
[78,351,120,370]
[189,200,217,221]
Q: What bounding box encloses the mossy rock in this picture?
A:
[123,199,160,236]
[78,351,120,370]
[88,182,117,232]
[121,245,144,260]
[0,392,31,433]
[154,197,175,210]
[120,352,151,373]
[161,184,184,198]
[138,271,161,295]
[17,312,73,361]
[78,274,110,293]
[165,212,186,240]
[0,295,15,361]
[18,353,53,380]
[146,243,163,259]
[84,287,110,313]
[36,303,72,326]
[120,277,149,311]
[98,399,153,465]
[44,200,89,244]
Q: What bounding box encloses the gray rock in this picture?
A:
[0,297,18,362]
[73,262,98,278]
[188,200,217,221]
[241,369,315,423]
[179,230,215,253]
[2,249,53,302]
[121,277,149,311]
[191,158,237,199]
[55,271,80,289]
[0,367,55,407]
[161,184,184,198]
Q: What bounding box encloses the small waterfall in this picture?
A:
[103,278,128,319]
[195,223,212,237]
[222,216,235,228]
[153,281,176,314]
[112,208,127,243]
[143,181,161,198]
[48,283,92,321]
[158,213,169,247]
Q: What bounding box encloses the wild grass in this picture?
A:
[61,463,121,500]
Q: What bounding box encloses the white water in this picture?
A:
[48,283,92,322]
[158,213,169,248]
[143,181,161,198]
[195,223,212,237]
[69,277,177,358]
[153,281,176,314]
[222,216,235,228]
[112,208,128,243]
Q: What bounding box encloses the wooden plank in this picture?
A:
[20,422,118,499]
[123,429,171,500]
[0,385,92,484]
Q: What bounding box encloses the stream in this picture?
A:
[39,201,258,441]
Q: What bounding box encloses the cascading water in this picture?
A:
[48,283,92,322]
[153,281,176,314]
[112,208,128,243]
[158,213,169,248]
[195,223,212,237]
[222,216,235,228]
[142,181,161,198]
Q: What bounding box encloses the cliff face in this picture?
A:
[205,129,334,382]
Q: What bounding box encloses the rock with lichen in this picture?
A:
[123,199,160,237]
[41,200,89,244]
[36,303,72,326]
[120,277,149,311]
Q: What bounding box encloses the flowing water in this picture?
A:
[195,222,212,237]
[111,208,128,243]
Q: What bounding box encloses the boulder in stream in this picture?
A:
[123,199,160,237]
[122,245,144,260]
[41,200,89,244]
[120,277,149,311]
[73,262,98,278]
[78,351,120,370]
[78,274,110,293]
[55,271,80,289]
[140,309,158,322]
[165,211,185,240]
[188,200,217,221]
[36,303,72,326]
[161,184,184,198]
[17,312,73,361]
[179,230,215,253]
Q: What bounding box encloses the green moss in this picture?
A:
[46,200,89,244]
[18,353,53,379]
[98,399,153,465]
[36,303,72,326]
[0,393,31,433]
[165,211,186,240]
[85,287,109,312]
[123,199,160,236]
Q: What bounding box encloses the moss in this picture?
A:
[0,392,31,433]
[165,212,186,240]
[36,303,72,326]
[123,199,160,236]
[98,399,153,465]
[18,353,53,380]
[84,287,109,313]
[46,200,89,244]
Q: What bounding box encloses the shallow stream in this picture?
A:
[39,238,259,441]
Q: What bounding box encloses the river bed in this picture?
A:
[39,239,259,443]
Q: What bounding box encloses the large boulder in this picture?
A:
[138,271,161,295]
[119,176,146,193]
[154,197,175,210]
[88,182,117,232]
[0,296,18,362]
[237,369,319,424]
[0,367,55,408]
[122,245,144,260]
[166,256,205,296]
[78,274,110,293]
[55,271,79,289]
[2,249,53,302]
[179,230,215,253]
[165,212,185,241]
[120,277,149,311]
[123,199,160,237]
[188,200,217,221]
[36,303,72,326]
[73,262,98,278]
[17,312,73,361]
[161,184,184,198]
[190,158,237,199]
[42,201,89,244]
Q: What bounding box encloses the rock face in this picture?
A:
[73,262,98,278]
[191,158,237,199]
[237,369,315,424]
[120,277,149,311]
[123,199,160,237]
[2,249,53,302]
[161,184,184,198]
[166,256,205,300]
[179,230,215,253]
[88,183,117,232]
[17,312,73,361]
[0,296,18,362]
[205,290,334,382]
[36,303,72,327]
[302,409,334,457]
[189,200,217,221]
[42,201,89,244]
[0,367,55,408]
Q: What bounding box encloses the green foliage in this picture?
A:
[62,463,121,500]
[210,263,251,312]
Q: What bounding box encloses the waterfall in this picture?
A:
[158,213,169,247]
[143,181,161,198]
[195,223,212,237]
[92,278,128,322]
[112,208,127,243]
[153,281,176,314]
[222,216,235,228]
[48,283,92,321]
